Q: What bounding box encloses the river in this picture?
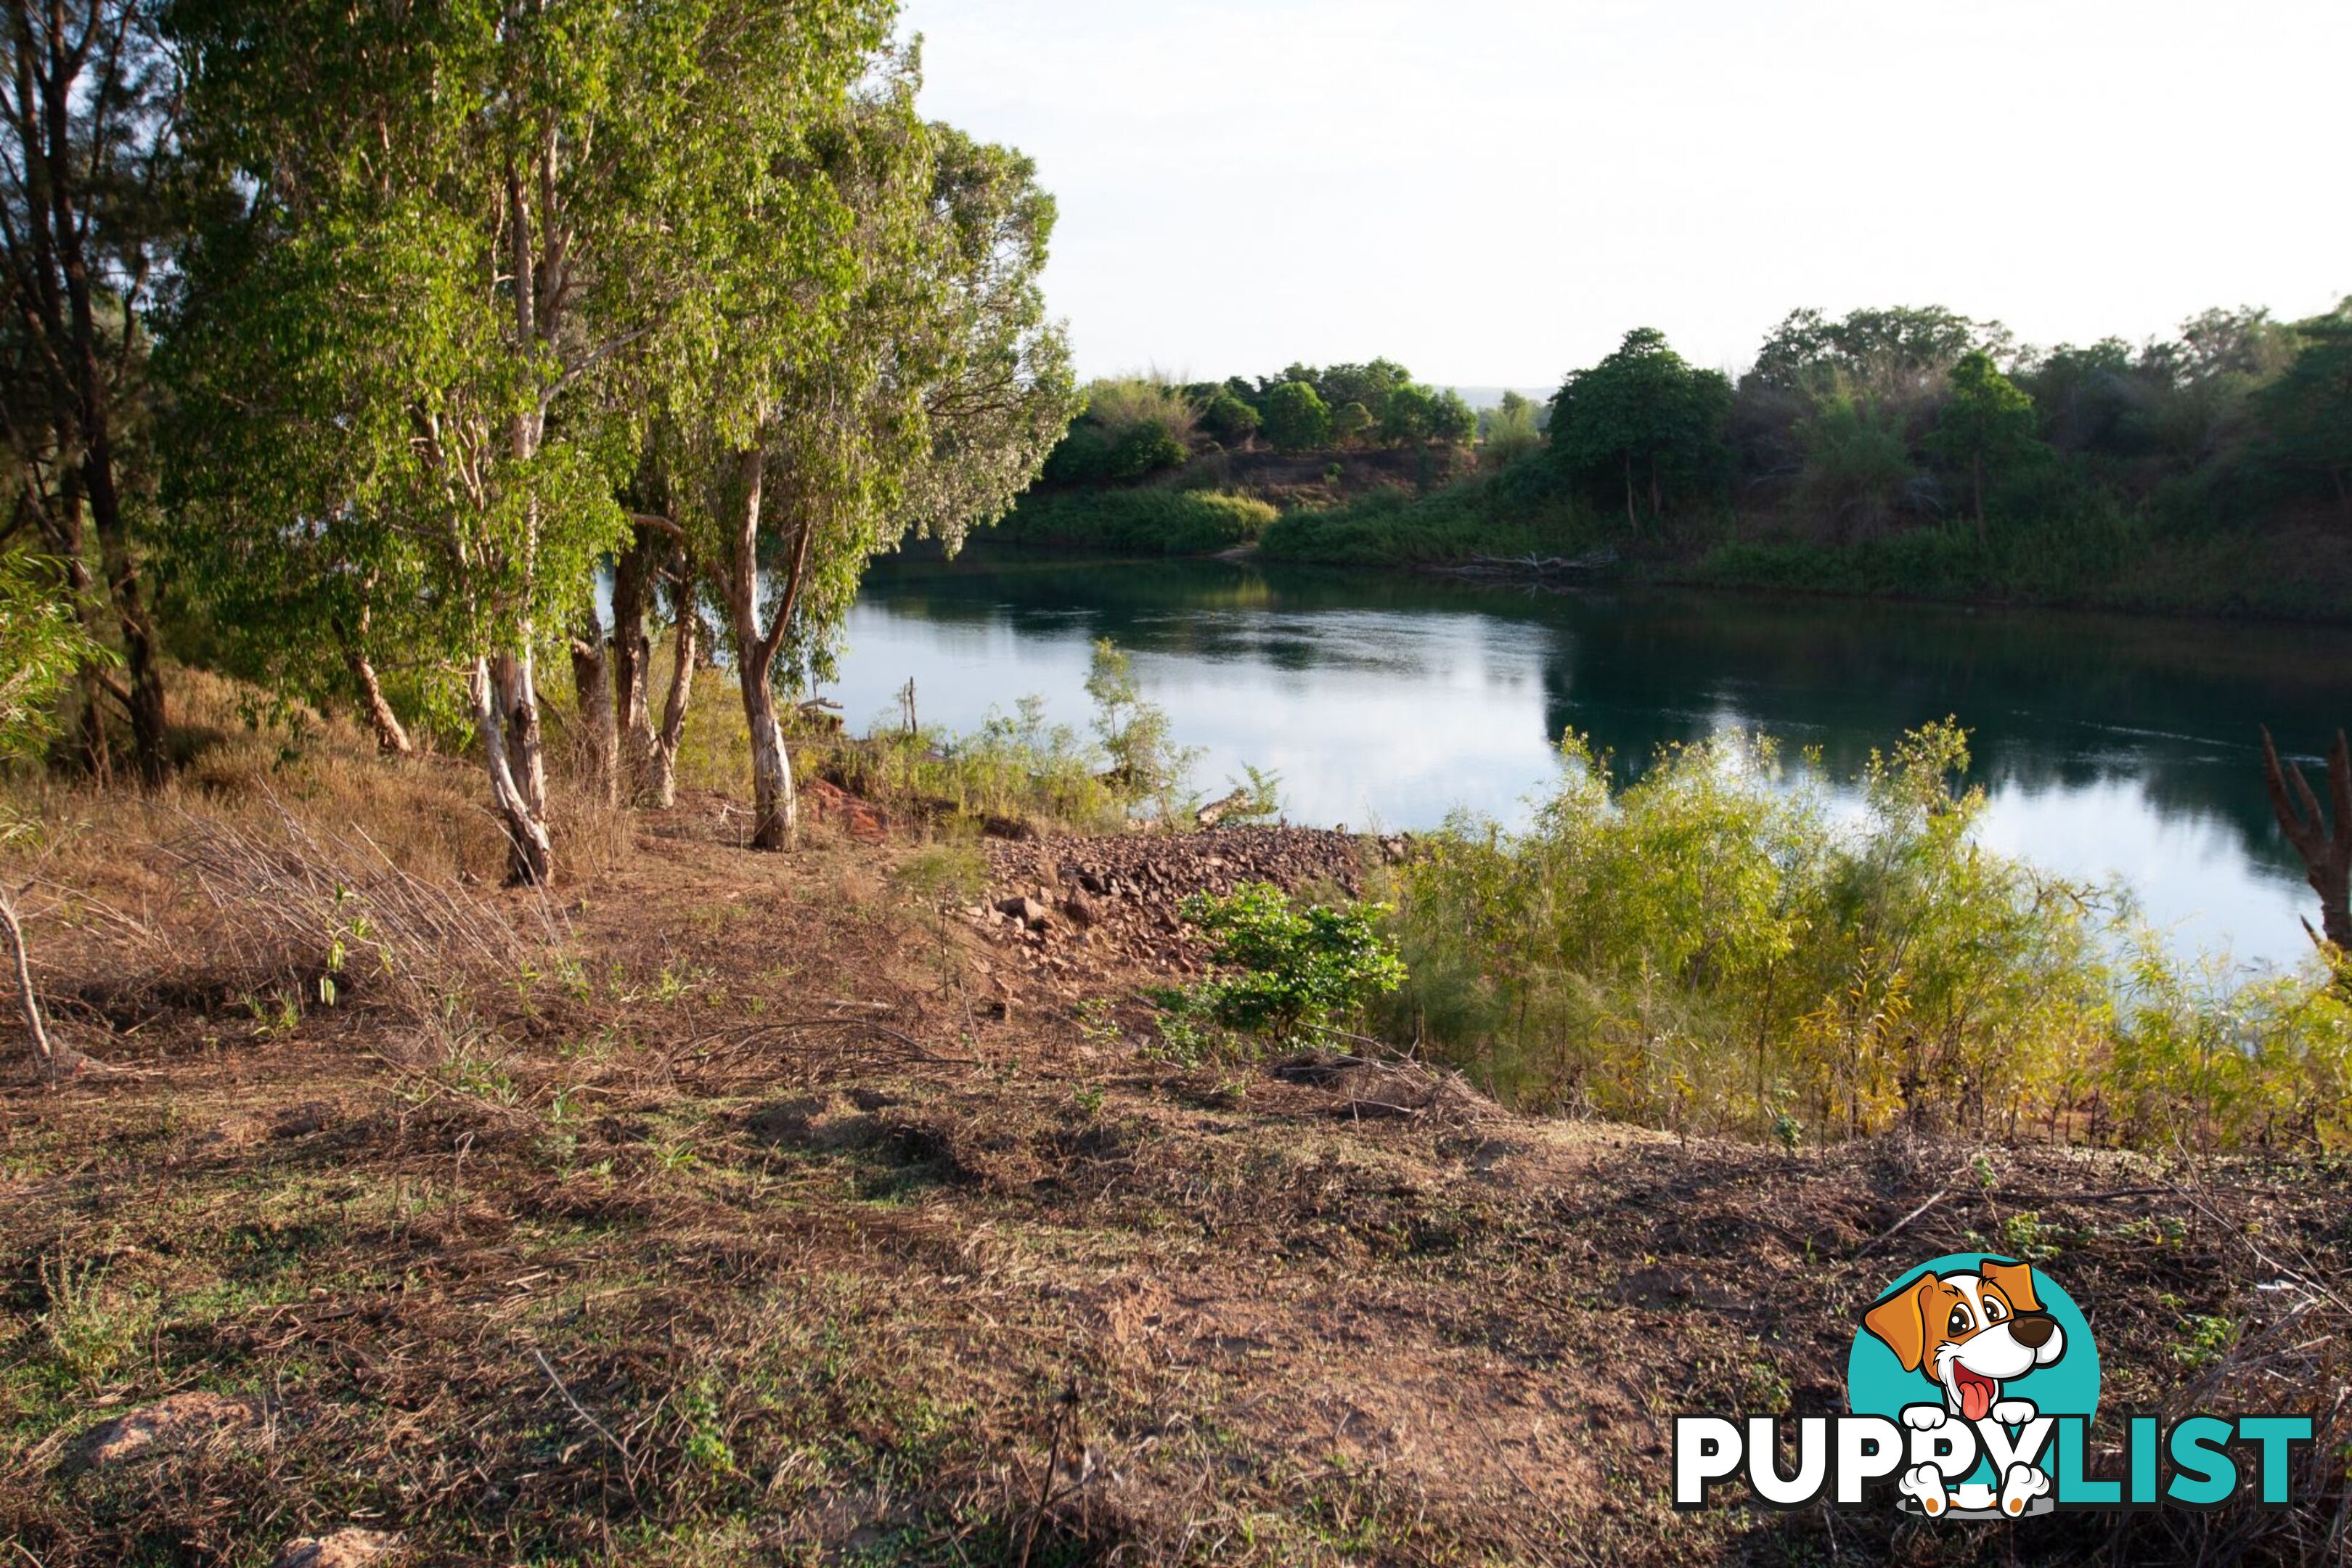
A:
[822,548,2352,973]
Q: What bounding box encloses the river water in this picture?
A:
[823,549,2352,973]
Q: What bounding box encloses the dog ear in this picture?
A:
[1980,1258,2043,1315]
[1863,1273,1937,1372]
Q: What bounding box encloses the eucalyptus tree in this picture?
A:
[165,0,893,881]
[679,84,1074,849]
[1,0,178,783]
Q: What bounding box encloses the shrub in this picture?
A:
[989,489,1277,555]
[1175,881,1405,1044]
[1376,721,2352,1151]
[1262,380,1331,454]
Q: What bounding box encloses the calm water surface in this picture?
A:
[824,550,2352,973]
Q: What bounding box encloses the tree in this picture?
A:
[1930,351,2042,541]
[1378,383,1433,446]
[1,0,178,783]
[1749,305,2003,401]
[1261,380,1330,454]
[1427,388,1477,446]
[166,0,894,881]
[1313,359,1411,415]
[1329,399,1373,447]
[0,549,107,1077]
[686,93,1074,850]
[2256,305,2352,519]
[1482,390,1542,465]
[1201,391,1259,448]
[1550,327,1733,531]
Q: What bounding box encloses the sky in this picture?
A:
[894,0,2352,387]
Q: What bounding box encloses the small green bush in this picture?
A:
[1175,881,1405,1044]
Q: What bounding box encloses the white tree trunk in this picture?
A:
[473,653,555,884]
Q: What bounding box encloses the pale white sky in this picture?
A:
[897,0,2352,386]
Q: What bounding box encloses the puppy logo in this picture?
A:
[1849,1254,2100,1520]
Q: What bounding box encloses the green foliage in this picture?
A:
[1042,378,1195,483]
[1426,388,1477,446]
[1377,721,2352,1149]
[1751,305,2005,399]
[832,696,1124,831]
[1378,383,1435,445]
[1262,380,1332,454]
[1260,459,1597,565]
[1549,327,1734,530]
[2255,303,2352,515]
[1200,391,1261,447]
[1481,391,1543,465]
[1796,393,1917,539]
[990,489,1276,555]
[1176,882,1405,1043]
[0,555,107,763]
[1085,639,1199,816]
[1931,351,2046,528]
[1331,400,1375,447]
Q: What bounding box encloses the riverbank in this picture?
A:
[1243,464,2352,624]
[4,738,2346,1564]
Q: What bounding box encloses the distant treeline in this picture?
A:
[1256,302,2352,616]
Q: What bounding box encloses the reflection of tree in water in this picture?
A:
[866,544,2352,875]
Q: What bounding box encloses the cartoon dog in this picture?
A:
[1861,1258,2066,1517]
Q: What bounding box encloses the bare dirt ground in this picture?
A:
[1,769,2346,1566]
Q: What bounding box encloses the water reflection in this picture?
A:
[828,548,2352,971]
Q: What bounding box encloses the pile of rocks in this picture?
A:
[972,827,1377,971]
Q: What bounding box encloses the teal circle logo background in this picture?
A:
[1847,1253,2100,1481]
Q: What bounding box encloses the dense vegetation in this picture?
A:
[1371,724,2352,1151]
[989,361,1486,553]
[4,0,1077,879]
[1262,303,2352,617]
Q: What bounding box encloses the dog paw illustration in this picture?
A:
[1900,1463,1951,1517]
[2000,1463,2051,1516]
[1990,1398,2038,1426]
[1901,1402,1949,1431]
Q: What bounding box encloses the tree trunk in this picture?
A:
[0,887,60,1081]
[1649,454,1662,524]
[650,564,697,809]
[474,653,554,885]
[347,646,412,756]
[720,446,797,850]
[1623,452,1638,534]
[740,659,793,851]
[107,552,168,785]
[611,528,658,799]
[2261,727,2352,954]
[570,607,618,809]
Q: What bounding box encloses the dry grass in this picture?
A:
[0,687,2345,1566]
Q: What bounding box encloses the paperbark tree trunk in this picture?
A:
[570,606,618,809]
[347,647,412,756]
[650,566,696,809]
[611,527,658,799]
[474,652,555,884]
[719,445,797,850]
[1622,452,1638,534]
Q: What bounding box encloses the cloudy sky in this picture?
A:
[896,0,2351,387]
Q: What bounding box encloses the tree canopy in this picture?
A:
[1549,327,1732,531]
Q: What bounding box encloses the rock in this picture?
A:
[70,1391,266,1469]
[1061,890,1097,928]
[995,895,1050,927]
[269,1530,399,1568]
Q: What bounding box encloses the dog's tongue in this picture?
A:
[1959,1376,1993,1423]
